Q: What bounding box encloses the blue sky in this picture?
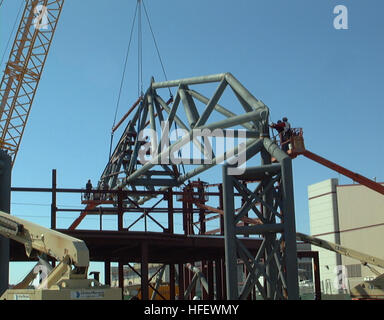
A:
[1,0,384,284]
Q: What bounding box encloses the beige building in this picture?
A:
[308,178,384,295]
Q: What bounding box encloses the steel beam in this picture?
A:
[151,73,226,89]
[236,224,284,235]
[179,86,200,128]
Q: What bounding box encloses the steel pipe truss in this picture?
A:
[94,72,299,299]
[223,139,299,300]
[99,73,269,204]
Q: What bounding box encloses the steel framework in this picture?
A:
[75,72,299,299]
[222,142,299,300]
[102,73,268,191]
[71,72,270,228]
[9,180,322,300]
[0,0,64,166]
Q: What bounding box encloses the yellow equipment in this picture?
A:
[297,232,384,300]
[0,211,121,300]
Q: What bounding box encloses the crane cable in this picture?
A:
[137,0,143,97]
[0,0,24,68]
[110,0,173,160]
[142,0,172,97]
[109,1,139,159]
[141,0,183,177]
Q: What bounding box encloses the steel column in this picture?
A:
[222,259,227,299]
[215,259,223,300]
[0,150,11,296]
[178,263,184,300]
[222,139,299,300]
[104,260,111,286]
[222,165,238,300]
[218,184,224,235]
[141,242,149,300]
[264,137,299,299]
[202,260,208,300]
[167,188,174,233]
[207,260,214,300]
[118,260,124,290]
[313,252,322,300]
[169,264,175,300]
[117,190,123,231]
[51,169,57,229]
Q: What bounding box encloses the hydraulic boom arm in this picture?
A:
[301,150,384,196]
[287,130,384,196]
[296,232,384,272]
[0,210,89,268]
[0,210,122,299]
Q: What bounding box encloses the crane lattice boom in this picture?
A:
[0,0,64,166]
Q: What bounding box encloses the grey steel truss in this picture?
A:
[100,73,269,200]
[99,72,299,299]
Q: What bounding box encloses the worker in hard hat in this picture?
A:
[85,179,92,201]
[282,117,292,152]
[270,120,285,144]
[270,117,291,152]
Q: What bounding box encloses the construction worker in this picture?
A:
[85,179,92,201]
[100,180,108,200]
[282,117,292,152]
[270,118,291,152]
[282,117,291,134]
[270,120,285,134]
[270,120,285,144]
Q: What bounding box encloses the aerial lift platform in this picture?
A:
[281,128,384,299]
[279,128,384,196]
